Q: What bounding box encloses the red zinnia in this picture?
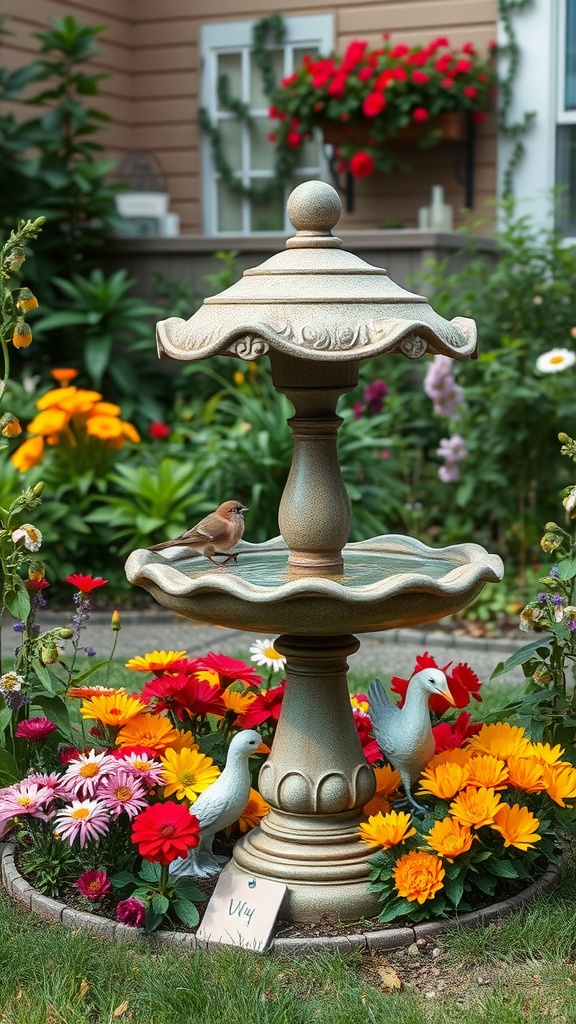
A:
[193,653,262,688]
[349,151,375,178]
[76,869,111,900]
[24,579,50,592]
[148,422,170,440]
[362,92,385,117]
[131,801,200,865]
[140,672,190,714]
[241,682,285,729]
[15,717,57,741]
[65,574,108,594]
[412,106,429,123]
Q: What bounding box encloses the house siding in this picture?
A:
[3,0,497,234]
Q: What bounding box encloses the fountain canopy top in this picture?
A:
[156,180,477,365]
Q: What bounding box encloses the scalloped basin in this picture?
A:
[125,535,503,637]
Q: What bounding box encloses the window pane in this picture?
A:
[566,0,576,109]
[556,125,576,233]
[250,188,285,231]
[217,53,243,109]
[295,135,321,170]
[250,49,283,108]
[250,117,276,171]
[217,180,243,232]
[219,118,243,169]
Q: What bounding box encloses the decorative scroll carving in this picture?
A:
[226,335,270,360]
[400,334,428,358]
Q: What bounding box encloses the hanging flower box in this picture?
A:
[268,35,496,178]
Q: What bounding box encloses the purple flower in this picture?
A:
[569,618,576,632]
[436,434,468,483]
[352,401,365,420]
[550,566,559,578]
[552,594,563,606]
[424,355,464,418]
[12,622,25,634]
[537,593,548,603]
[116,897,146,928]
[84,647,96,657]
[364,378,388,414]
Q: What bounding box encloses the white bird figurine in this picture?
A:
[368,669,455,815]
[170,729,267,879]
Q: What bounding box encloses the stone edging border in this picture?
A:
[1,843,560,954]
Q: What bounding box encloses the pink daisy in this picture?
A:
[54,798,110,847]
[61,749,117,798]
[76,869,111,900]
[0,782,54,836]
[119,751,165,789]
[97,770,148,819]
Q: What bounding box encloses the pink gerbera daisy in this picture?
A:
[75,869,111,900]
[119,751,165,789]
[97,770,148,819]
[15,717,57,741]
[61,749,118,798]
[54,798,110,847]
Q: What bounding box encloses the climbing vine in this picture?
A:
[497,0,536,195]
[199,12,300,203]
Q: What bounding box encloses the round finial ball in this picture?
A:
[287,181,342,232]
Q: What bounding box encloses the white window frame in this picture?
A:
[200,15,333,235]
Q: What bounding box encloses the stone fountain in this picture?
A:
[126,180,503,923]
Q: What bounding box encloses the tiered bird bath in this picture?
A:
[126,181,503,924]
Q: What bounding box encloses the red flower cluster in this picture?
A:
[131,801,200,865]
[391,651,482,716]
[269,35,496,178]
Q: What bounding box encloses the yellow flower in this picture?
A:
[530,742,567,767]
[221,689,257,716]
[491,803,542,851]
[168,729,197,753]
[12,322,32,348]
[16,288,38,312]
[363,764,402,816]
[85,415,123,441]
[79,691,148,727]
[464,754,509,790]
[116,713,180,752]
[119,421,140,443]
[236,788,270,832]
[161,746,220,803]
[424,817,475,861]
[449,786,503,829]
[90,401,122,417]
[11,435,44,471]
[0,413,22,438]
[27,408,69,436]
[467,722,533,761]
[50,368,78,385]
[358,809,416,848]
[543,763,576,807]
[233,371,245,386]
[125,651,187,673]
[350,694,370,714]
[393,850,445,904]
[506,756,545,793]
[58,389,102,414]
[426,747,472,771]
[36,387,78,410]
[418,761,469,800]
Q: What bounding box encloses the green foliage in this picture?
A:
[111,861,204,933]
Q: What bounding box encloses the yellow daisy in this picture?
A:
[125,650,187,673]
[161,746,221,803]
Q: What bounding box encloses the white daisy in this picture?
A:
[249,639,286,671]
[535,348,576,374]
[11,523,42,551]
[0,671,24,695]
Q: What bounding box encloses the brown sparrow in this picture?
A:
[148,500,248,565]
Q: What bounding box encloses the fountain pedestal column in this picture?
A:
[229,634,380,922]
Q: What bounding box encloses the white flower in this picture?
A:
[0,672,24,694]
[535,348,576,374]
[11,523,42,552]
[249,639,286,671]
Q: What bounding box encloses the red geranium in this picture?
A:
[131,801,200,865]
[432,711,482,753]
[349,151,375,178]
[148,422,170,440]
[362,92,385,118]
[411,70,429,85]
[241,682,285,729]
[65,574,108,594]
[412,106,429,123]
[391,651,482,716]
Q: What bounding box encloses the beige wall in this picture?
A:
[2,0,498,234]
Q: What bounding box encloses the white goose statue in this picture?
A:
[368,669,455,814]
[170,729,267,879]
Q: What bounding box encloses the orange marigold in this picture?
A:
[491,802,542,851]
[426,747,473,771]
[50,368,78,384]
[424,817,475,861]
[11,435,44,472]
[449,786,503,829]
[418,760,468,800]
[358,809,416,848]
[465,754,509,790]
[125,651,187,673]
[79,691,148,727]
[116,713,179,752]
[543,763,576,807]
[393,850,445,904]
[467,722,532,761]
[363,764,402,817]
[236,788,270,833]
[506,756,545,793]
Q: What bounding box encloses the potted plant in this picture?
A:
[268,35,497,178]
